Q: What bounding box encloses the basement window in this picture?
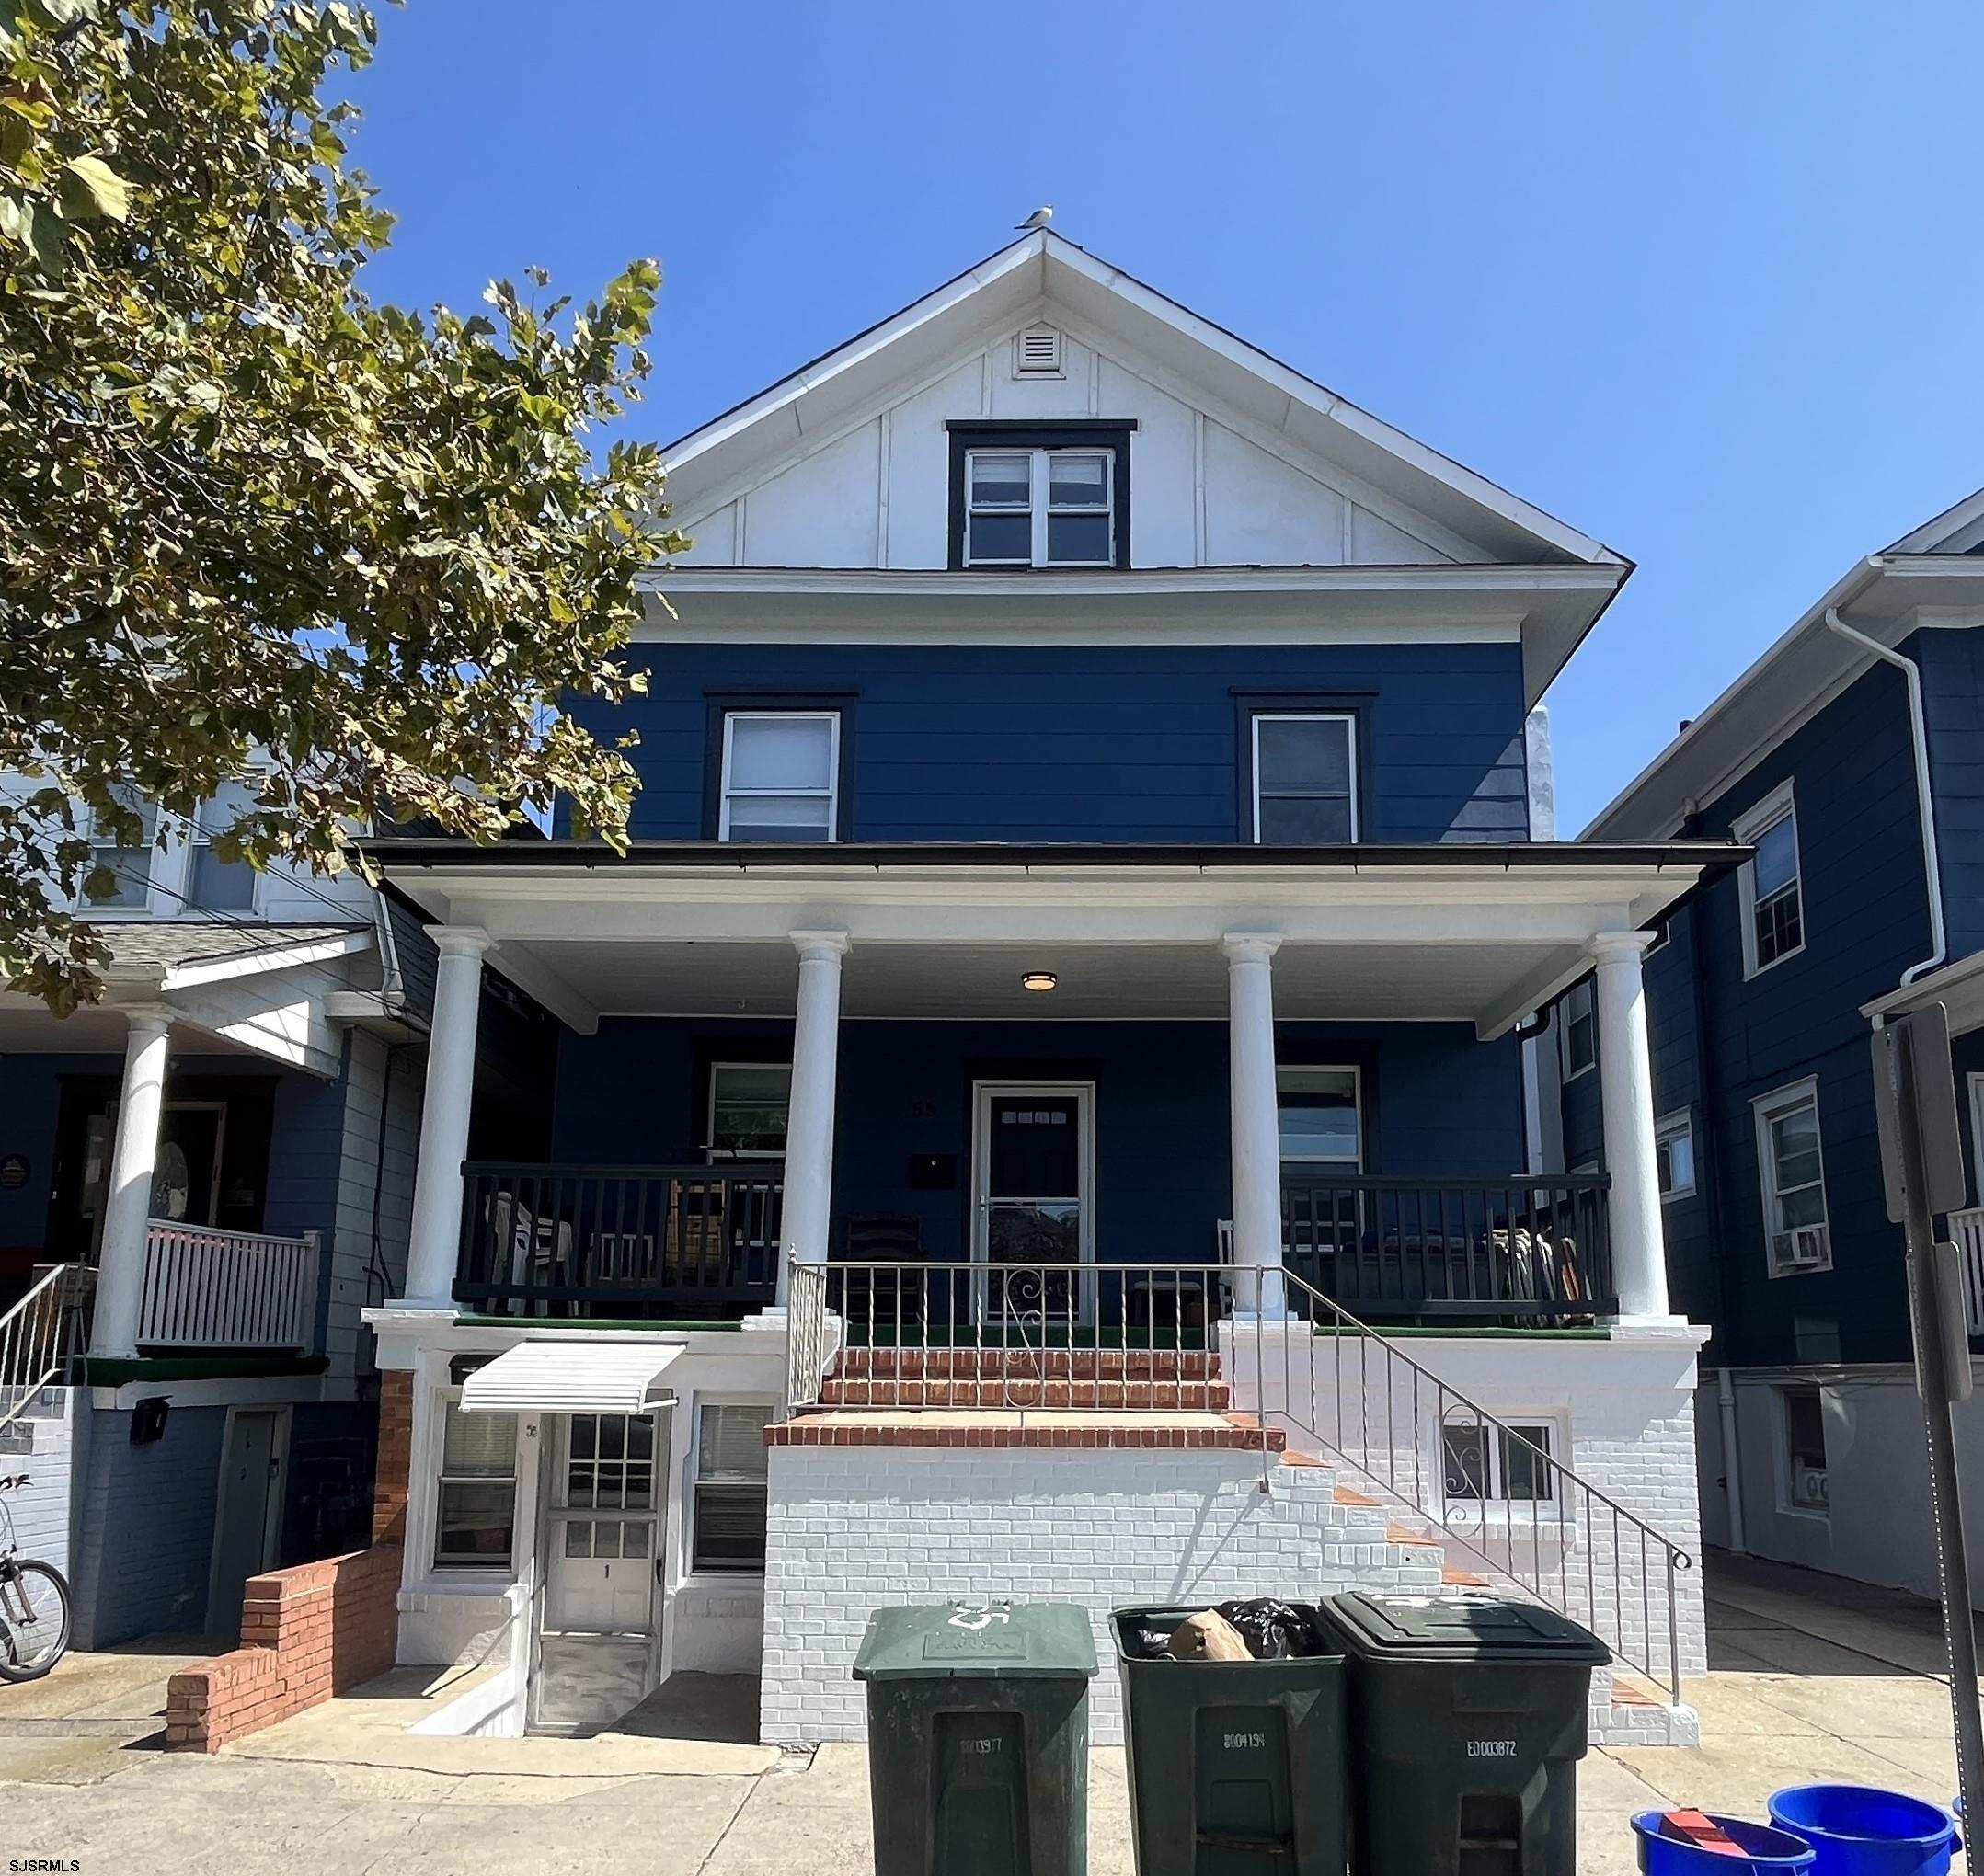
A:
[693,1401,772,1573]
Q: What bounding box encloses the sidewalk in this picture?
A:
[0,1551,1970,1872]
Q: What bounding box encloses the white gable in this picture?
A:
[661,233,1620,578]
[672,305,1458,571]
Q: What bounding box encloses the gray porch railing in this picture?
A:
[784,1255,1692,1708]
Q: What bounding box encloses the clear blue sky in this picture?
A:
[346,1,1984,833]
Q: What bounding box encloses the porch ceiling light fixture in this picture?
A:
[1020,970,1059,992]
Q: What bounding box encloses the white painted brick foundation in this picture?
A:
[1226,1325,1710,1682]
[761,1447,1445,1745]
[1,1387,76,1580]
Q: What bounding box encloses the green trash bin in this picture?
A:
[853,1601,1098,1876]
[1321,1591,1609,1876]
[1110,1604,1348,1875]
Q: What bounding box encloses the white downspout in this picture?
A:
[1715,1367,1747,1556]
[1824,607,1946,985]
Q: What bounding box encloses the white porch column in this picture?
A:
[402,925,491,1310]
[1590,930,1675,1322]
[778,931,849,1306]
[90,1004,174,1358]
[1223,933,1285,1318]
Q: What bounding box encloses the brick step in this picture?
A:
[832,1347,1221,1381]
[818,1377,1233,1410]
[770,1409,1284,1452]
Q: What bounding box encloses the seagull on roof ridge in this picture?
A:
[1015,206,1053,232]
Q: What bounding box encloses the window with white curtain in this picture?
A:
[719,712,839,841]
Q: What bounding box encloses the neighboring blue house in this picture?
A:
[361,231,1738,1742]
[1569,487,1984,1605]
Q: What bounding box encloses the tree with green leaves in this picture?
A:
[0,0,680,1012]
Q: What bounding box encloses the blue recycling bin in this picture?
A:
[1631,1810,1816,1873]
[1766,1786,1957,1876]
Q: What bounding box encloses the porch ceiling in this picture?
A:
[493,934,1583,1030]
[375,843,1737,1041]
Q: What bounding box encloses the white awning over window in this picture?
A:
[458,1340,685,1415]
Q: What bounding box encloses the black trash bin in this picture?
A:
[853,1601,1097,1876]
[1111,1604,1348,1875]
[1322,1591,1609,1876]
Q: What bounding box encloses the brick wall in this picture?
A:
[372,1369,412,1546]
[761,1446,1444,1745]
[165,1544,401,1752]
[2,1388,76,1580]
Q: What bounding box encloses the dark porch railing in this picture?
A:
[455,1164,782,1318]
[1281,1173,1614,1322]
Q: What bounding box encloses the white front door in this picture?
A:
[970,1081,1095,1325]
[533,1408,667,1733]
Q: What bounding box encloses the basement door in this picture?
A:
[531,1407,670,1733]
[970,1081,1095,1327]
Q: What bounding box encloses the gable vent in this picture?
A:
[1014,326,1062,379]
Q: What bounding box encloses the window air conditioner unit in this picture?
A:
[1773,1225,1829,1272]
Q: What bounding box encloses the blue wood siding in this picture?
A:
[1914,626,1984,965]
[1565,659,1933,1366]
[550,1016,1523,1268]
[566,642,1531,843]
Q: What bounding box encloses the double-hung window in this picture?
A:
[707,1062,792,1161]
[1780,1384,1829,1514]
[84,786,157,912]
[1276,1067,1361,1167]
[188,776,261,912]
[1736,782,1804,976]
[1251,714,1358,843]
[963,449,1114,567]
[1656,1110,1695,1200]
[718,712,839,842]
[693,1402,772,1572]
[434,1400,518,1570]
[1560,980,1597,1081]
[1755,1079,1829,1275]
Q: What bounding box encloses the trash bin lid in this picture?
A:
[853,1603,1100,1681]
[1325,1592,1610,1664]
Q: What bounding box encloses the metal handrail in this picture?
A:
[0,1266,86,1438]
[1269,1264,1692,1707]
[781,1254,1692,1708]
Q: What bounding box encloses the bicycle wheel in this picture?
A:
[0,1559,71,1681]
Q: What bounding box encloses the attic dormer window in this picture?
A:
[947,422,1133,570]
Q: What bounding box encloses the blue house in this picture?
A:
[1572,487,1984,1606]
[361,232,1737,1743]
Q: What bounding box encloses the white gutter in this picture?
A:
[1822,606,1947,988]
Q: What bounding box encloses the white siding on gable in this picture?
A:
[668,306,1480,574]
[737,423,880,568]
[1202,419,1349,567]
[1352,506,1449,566]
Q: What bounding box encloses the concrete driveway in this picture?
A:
[0,1553,1971,1874]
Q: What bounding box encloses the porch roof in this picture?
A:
[370,840,1740,1043]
